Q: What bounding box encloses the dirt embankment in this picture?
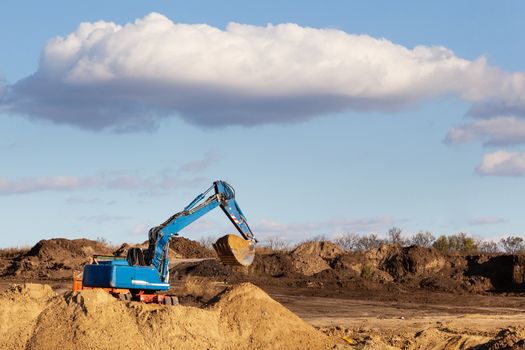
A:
[179,240,525,295]
[3,237,525,296]
[0,237,217,280]
[1,239,112,279]
[0,283,334,350]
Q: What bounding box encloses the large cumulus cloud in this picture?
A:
[2,12,525,131]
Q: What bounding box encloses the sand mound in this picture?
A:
[4,238,112,279]
[0,282,332,350]
[0,284,56,350]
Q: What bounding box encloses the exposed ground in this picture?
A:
[1,238,525,349]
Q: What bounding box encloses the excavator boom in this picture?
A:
[81,180,257,294]
[147,180,257,280]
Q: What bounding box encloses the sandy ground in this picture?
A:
[271,290,525,336]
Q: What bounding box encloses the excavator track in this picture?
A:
[213,234,255,266]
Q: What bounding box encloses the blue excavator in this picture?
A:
[76,180,257,303]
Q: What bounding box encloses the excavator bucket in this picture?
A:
[213,234,255,266]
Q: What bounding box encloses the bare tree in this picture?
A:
[477,240,500,254]
[499,236,525,254]
[264,236,291,252]
[307,234,328,242]
[387,227,405,245]
[355,233,384,251]
[410,231,435,248]
[199,235,216,250]
[333,233,360,251]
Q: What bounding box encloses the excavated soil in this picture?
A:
[2,238,525,348]
[169,237,216,259]
[3,238,525,296]
[0,283,333,350]
[1,239,112,279]
[183,241,525,295]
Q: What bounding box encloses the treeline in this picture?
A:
[336,228,525,254]
[255,228,525,254]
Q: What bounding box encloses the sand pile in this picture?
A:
[0,282,333,350]
[3,239,112,279]
[0,284,56,350]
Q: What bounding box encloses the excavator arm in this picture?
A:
[144,180,256,281]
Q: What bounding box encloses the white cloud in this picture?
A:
[446,116,525,146]
[477,151,525,176]
[0,175,101,194]
[469,216,506,226]
[65,196,116,205]
[178,152,219,173]
[79,215,129,224]
[0,154,214,195]
[253,217,397,241]
[2,13,525,131]
[0,172,204,195]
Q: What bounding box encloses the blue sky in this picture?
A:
[1,1,525,247]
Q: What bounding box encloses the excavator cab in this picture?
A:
[213,234,255,266]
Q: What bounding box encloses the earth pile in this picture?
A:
[169,237,216,259]
[2,239,112,279]
[0,282,333,350]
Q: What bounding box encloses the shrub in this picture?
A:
[432,233,478,254]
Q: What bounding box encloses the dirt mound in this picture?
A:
[381,245,447,278]
[292,241,344,260]
[0,282,333,350]
[262,241,344,276]
[172,258,235,278]
[466,255,525,292]
[248,241,344,278]
[3,239,112,279]
[250,253,299,277]
[169,237,216,258]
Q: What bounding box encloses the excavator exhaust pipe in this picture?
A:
[213,234,255,266]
